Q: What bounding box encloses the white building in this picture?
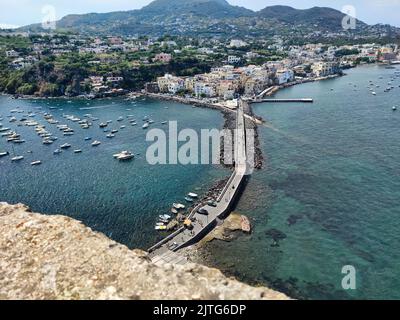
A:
[5,50,19,58]
[276,69,294,85]
[229,39,248,48]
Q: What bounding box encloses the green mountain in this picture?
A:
[20,0,396,39]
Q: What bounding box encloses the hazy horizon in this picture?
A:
[0,0,399,29]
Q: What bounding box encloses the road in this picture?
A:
[148,99,249,264]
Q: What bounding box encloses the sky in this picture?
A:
[0,0,399,29]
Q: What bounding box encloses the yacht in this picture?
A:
[99,123,108,128]
[92,140,101,147]
[113,151,134,161]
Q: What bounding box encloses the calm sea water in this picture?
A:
[203,65,400,300]
[0,96,229,249]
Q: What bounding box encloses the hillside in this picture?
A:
[0,202,289,300]
[19,0,393,39]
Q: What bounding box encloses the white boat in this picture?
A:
[160,214,171,220]
[113,151,134,161]
[92,140,101,147]
[188,193,199,198]
[142,123,150,129]
[31,161,42,166]
[53,149,62,155]
[0,152,9,157]
[372,92,376,95]
[155,226,167,231]
[173,203,186,210]
[393,106,397,111]
[42,139,53,145]
[106,134,115,139]
[11,156,24,162]
[74,150,82,153]
[60,143,71,149]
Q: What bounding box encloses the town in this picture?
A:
[1,32,399,106]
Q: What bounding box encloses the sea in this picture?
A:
[1,64,399,299]
[203,64,400,300]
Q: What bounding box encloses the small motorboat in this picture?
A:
[393,106,397,111]
[155,225,167,231]
[142,123,150,129]
[31,161,42,166]
[0,151,9,157]
[99,123,108,128]
[173,203,186,210]
[92,140,101,147]
[60,143,71,149]
[111,129,118,134]
[185,197,194,203]
[74,149,82,153]
[53,149,62,155]
[11,156,24,162]
[106,134,115,139]
[84,137,92,141]
[188,193,198,198]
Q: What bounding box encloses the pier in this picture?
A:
[250,98,314,103]
[148,99,249,265]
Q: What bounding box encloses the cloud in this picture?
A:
[0,23,19,29]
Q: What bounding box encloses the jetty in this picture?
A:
[250,98,314,103]
[148,99,249,265]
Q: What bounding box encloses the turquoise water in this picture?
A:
[0,97,229,249]
[204,65,400,300]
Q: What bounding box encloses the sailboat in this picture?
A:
[10,144,23,162]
